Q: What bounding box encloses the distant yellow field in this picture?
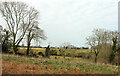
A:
[17,47,45,54]
[17,47,91,55]
[76,49,91,53]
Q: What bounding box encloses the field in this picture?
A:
[2,54,118,74]
[14,47,91,56]
[3,47,119,74]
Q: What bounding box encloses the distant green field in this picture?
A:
[2,54,118,74]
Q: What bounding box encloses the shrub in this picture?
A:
[38,52,45,57]
[66,53,71,57]
[2,43,9,53]
[76,53,86,58]
[85,53,92,59]
[49,50,57,55]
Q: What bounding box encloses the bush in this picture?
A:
[49,50,57,55]
[76,53,86,58]
[66,53,72,57]
[85,53,92,59]
[59,49,64,56]
[2,44,9,53]
[38,52,45,57]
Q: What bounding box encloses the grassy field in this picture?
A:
[2,54,118,74]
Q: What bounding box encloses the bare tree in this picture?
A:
[86,29,105,63]
[26,22,47,55]
[0,2,40,54]
[86,36,100,63]
[25,8,46,55]
[60,42,72,49]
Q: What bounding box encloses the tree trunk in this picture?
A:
[13,43,17,54]
[12,33,18,54]
[45,45,50,58]
[26,32,32,56]
[95,54,98,63]
[27,42,30,56]
[95,56,97,63]
[109,37,117,63]
[13,39,18,54]
[109,51,115,63]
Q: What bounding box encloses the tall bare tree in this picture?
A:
[23,7,47,55]
[26,24,46,55]
[0,2,40,54]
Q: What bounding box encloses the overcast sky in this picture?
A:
[0,0,119,47]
